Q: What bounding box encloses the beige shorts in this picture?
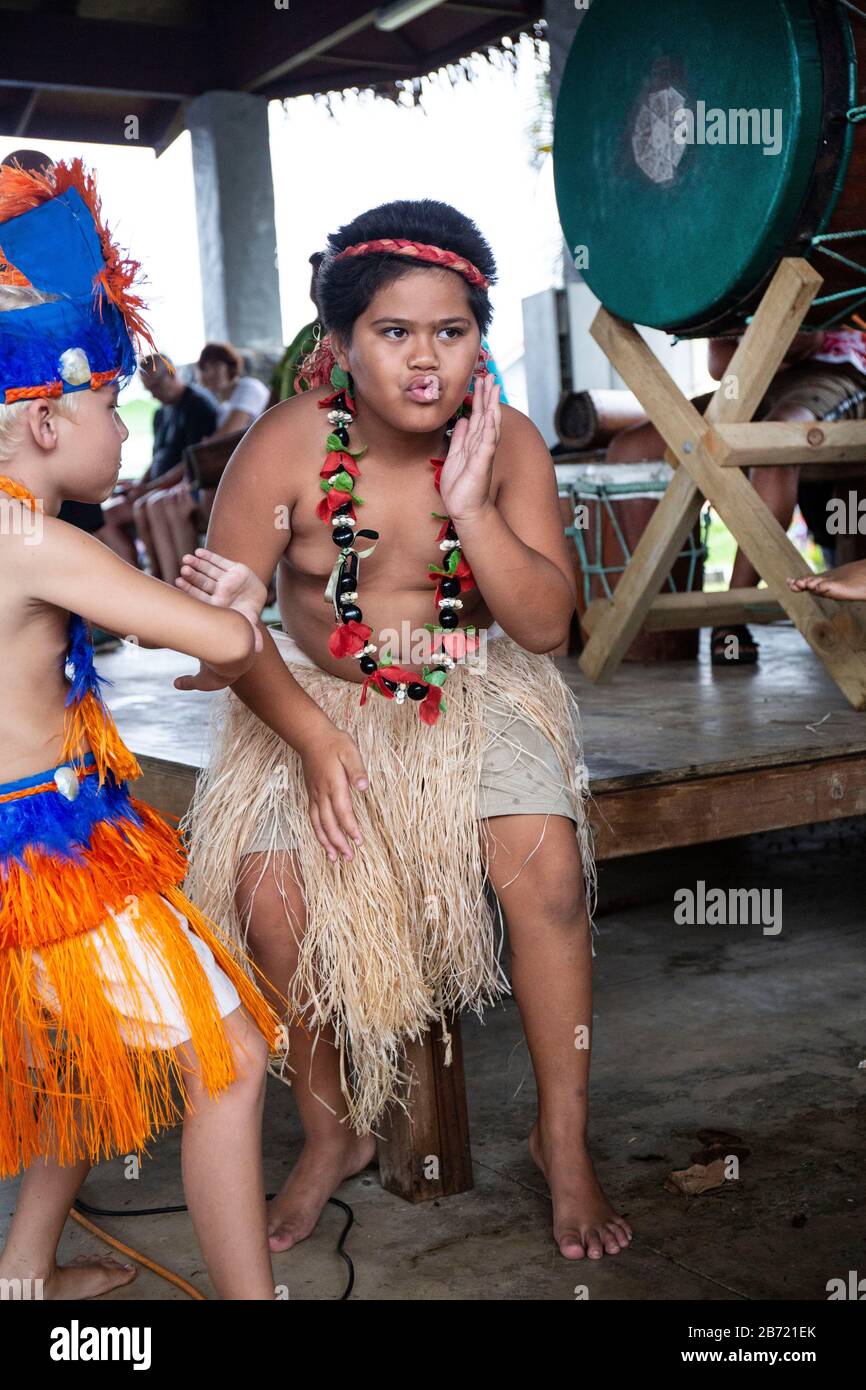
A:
[240,645,582,857]
[26,895,242,1056]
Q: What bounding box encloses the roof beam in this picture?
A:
[212,1,424,93]
[261,9,541,100]
[0,13,216,100]
[0,87,42,138]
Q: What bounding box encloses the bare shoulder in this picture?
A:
[244,386,330,448]
[0,496,54,584]
[496,402,555,478]
[220,386,332,492]
[0,505,97,617]
[499,401,549,448]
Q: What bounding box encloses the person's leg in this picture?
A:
[235,852,376,1253]
[0,1110,137,1300]
[173,1003,275,1300]
[132,492,161,578]
[711,403,810,663]
[482,811,632,1260]
[97,495,138,566]
[162,482,202,586]
[605,419,665,463]
[728,407,810,587]
[143,490,184,586]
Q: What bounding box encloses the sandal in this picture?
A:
[710,624,760,666]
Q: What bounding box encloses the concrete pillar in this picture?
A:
[184,90,282,355]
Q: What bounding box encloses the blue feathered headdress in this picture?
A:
[0,156,156,404]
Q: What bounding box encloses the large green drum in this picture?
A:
[553,0,866,335]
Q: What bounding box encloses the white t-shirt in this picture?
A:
[216,375,271,426]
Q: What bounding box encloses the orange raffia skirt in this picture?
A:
[0,702,283,1180]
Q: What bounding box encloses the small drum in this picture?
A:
[554,0,866,336]
[558,463,709,662]
[555,388,649,450]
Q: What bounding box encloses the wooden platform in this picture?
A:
[99,621,866,859]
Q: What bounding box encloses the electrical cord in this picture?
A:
[72,1192,355,1301]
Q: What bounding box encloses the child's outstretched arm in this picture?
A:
[175,402,370,864]
[15,513,258,681]
[787,560,866,603]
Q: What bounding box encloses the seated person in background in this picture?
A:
[605,328,866,664]
[99,352,218,570]
[144,341,271,587]
[198,340,272,430]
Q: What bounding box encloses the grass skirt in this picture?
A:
[0,755,282,1179]
[181,634,596,1133]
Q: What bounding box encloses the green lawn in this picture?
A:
[116,396,158,480]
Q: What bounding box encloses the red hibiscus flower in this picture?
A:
[440,630,480,659]
[429,556,473,589]
[359,663,426,706]
[378,662,421,686]
[316,489,355,523]
[429,456,446,491]
[419,683,444,725]
[321,451,360,479]
[329,619,371,659]
[318,389,356,415]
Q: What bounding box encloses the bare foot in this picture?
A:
[787,559,866,602]
[529,1122,633,1260]
[267,1131,377,1253]
[0,1254,137,1300]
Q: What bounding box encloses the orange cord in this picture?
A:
[69,1209,205,1300]
[0,764,93,805]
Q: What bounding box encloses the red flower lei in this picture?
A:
[317,368,479,726]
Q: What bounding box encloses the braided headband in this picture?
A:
[333,238,490,290]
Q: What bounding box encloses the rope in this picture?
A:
[69,1209,206,1300]
[838,0,866,23]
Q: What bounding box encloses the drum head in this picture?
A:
[553,0,826,332]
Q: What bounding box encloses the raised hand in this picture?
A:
[175,547,267,651]
[438,374,501,524]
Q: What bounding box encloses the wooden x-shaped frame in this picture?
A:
[578,258,866,709]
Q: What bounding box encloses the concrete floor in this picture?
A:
[3,813,863,1301]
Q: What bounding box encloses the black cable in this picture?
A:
[73,1192,356,1301]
